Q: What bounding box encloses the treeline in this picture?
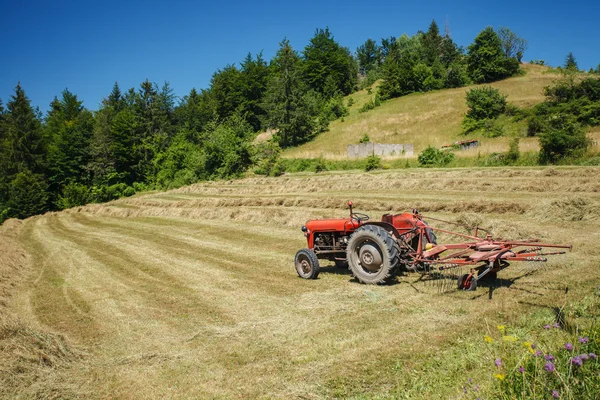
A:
[0,22,526,222]
[358,22,525,98]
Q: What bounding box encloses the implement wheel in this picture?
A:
[295,248,320,279]
[346,225,400,284]
[458,274,477,291]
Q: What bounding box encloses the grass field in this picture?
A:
[1,166,599,399]
[282,65,600,160]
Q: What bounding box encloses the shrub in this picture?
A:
[538,116,591,164]
[6,171,49,219]
[347,98,355,107]
[505,137,520,163]
[0,206,9,224]
[253,141,282,176]
[57,182,91,210]
[483,119,505,137]
[364,155,382,171]
[465,86,508,120]
[359,98,376,113]
[528,115,548,136]
[132,182,148,192]
[313,157,327,173]
[359,134,370,144]
[418,146,455,167]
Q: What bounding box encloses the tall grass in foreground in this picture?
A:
[468,290,600,399]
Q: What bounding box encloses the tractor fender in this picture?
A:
[360,222,406,244]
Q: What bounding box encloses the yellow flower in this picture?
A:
[523,341,535,353]
[494,373,506,381]
[502,335,518,342]
[497,325,506,334]
[484,335,494,343]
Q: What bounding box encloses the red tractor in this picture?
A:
[294,202,571,288]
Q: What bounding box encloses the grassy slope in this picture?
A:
[283,65,600,160]
[1,166,600,398]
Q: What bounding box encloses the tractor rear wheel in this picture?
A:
[347,225,400,284]
[295,248,320,279]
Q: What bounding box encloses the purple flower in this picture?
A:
[544,362,556,372]
[535,350,543,357]
[495,358,502,367]
[518,366,524,373]
[531,343,537,349]
[580,353,589,362]
[552,390,560,398]
[579,337,589,344]
[553,322,561,328]
[545,354,555,362]
[589,353,597,360]
[565,342,573,351]
[571,356,583,367]
[544,324,551,329]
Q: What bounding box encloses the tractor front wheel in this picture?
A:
[295,248,320,279]
[346,225,400,284]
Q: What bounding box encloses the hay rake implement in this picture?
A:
[294,202,572,289]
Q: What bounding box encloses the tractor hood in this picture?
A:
[304,218,360,233]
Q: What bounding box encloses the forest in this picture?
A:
[0,20,598,223]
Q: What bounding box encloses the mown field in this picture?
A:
[1,166,600,399]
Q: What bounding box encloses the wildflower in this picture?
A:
[579,337,589,344]
[518,366,524,373]
[565,342,573,351]
[535,350,543,357]
[580,353,589,362]
[571,356,583,367]
[493,373,505,380]
[531,343,537,349]
[544,324,551,329]
[553,322,560,328]
[545,354,555,362]
[552,390,560,398]
[484,335,494,343]
[589,353,597,360]
[523,342,535,354]
[495,358,502,367]
[544,362,556,372]
[503,335,518,342]
[497,325,505,334]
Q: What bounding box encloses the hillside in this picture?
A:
[1,166,599,398]
[282,64,600,160]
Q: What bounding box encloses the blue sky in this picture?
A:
[1,0,599,113]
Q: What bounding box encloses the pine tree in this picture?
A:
[302,28,357,97]
[421,20,444,65]
[467,27,519,83]
[356,39,381,74]
[45,89,94,198]
[4,83,47,175]
[107,82,125,112]
[263,39,318,147]
[211,65,244,121]
[564,52,578,71]
[239,52,269,131]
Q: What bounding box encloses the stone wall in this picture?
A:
[347,143,414,159]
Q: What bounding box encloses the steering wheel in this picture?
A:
[351,212,370,222]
